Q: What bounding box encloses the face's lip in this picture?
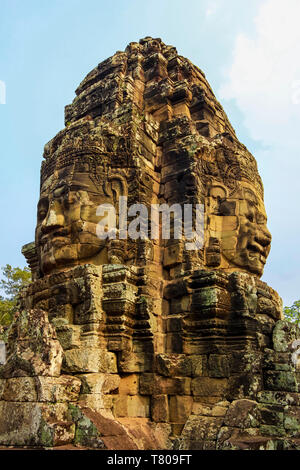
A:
[247,241,267,257]
[40,229,70,246]
[246,242,268,267]
[41,237,69,248]
[248,252,266,264]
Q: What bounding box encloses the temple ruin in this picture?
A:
[0,37,299,450]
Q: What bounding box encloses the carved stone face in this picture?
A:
[206,181,271,276]
[36,166,109,275]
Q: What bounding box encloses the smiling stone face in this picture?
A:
[206,181,271,276]
[35,164,110,275]
[228,185,271,275]
[30,37,272,281]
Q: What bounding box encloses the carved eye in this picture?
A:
[53,184,69,199]
[246,212,254,223]
[256,213,266,225]
[64,192,79,207]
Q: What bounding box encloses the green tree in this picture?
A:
[284,300,300,327]
[0,264,31,327]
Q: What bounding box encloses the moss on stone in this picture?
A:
[38,419,54,447]
[68,404,105,448]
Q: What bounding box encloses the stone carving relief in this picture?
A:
[1,37,294,452]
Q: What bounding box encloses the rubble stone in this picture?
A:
[1,37,298,450]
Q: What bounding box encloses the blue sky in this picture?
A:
[0,0,299,307]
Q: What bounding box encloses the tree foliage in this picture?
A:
[284,300,300,326]
[0,265,31,327]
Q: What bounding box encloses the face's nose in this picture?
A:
[254,225,272,251]
[41,201,65,234]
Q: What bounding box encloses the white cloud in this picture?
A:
[219,0,300,148]
[218,0,300,305]
[205,1,217,18]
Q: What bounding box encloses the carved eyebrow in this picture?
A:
[51,182,92,192]
[53,181,69,190]
[53,181,68,188]
[244,189,258,205]
[68,184,91,191]
[68,184,101,195]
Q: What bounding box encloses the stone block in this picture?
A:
[228,352,262,374]
[78,373,120,395]
[217,426,280,450]
[257,404,284,427]
[0,401,71,446]
[264,370,299,392]
[114,395,150,418]
[273,321,300,353]
[48,421,76,447]
[208,354,229,378]
[69,404,105,449]
[118,352,153,373]
[164,280,188,300]
[190,355,207,377]
[119,375,139,395]
[192,286,229,310]
[63,349,117,374]
[103,282,138,304]
[170,296,191,314]
[166,333,183,354]
[55,324,81,350]
[36,375,81,402]
[78,393,113,413]
[259,425,286,438]
[151,395,169,422]
[284,407,300,436]
[224,400,259,428]
[227,373,263,400]
[140,373,191,395]
[192,402,229,417]
[163,242,183,268]
[169,396,193,423]
[257,391,300,406]
[1,377,37,402]
[0,309,63,378]
[263,349,294,371]
[155,354,192,377]
[166,317,182,332]
[192,377,228,397]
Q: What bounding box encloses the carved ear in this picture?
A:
[243,187,258,206]
[207,184,229,216]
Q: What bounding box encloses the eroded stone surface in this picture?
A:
[1,37,299,450]
[0,309,63,378]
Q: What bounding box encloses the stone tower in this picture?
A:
[0,37,299,450]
